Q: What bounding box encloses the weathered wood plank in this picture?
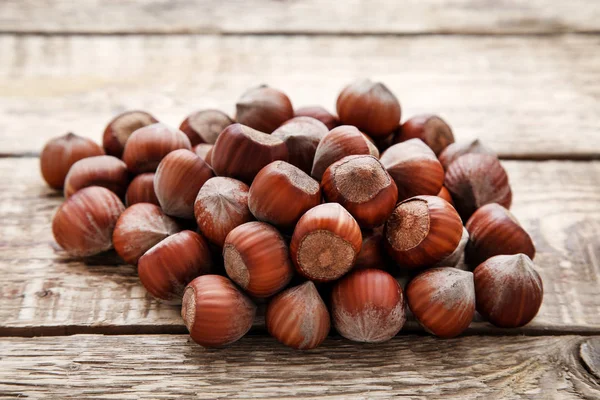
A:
[0,335,598,399]
[0,158,599,335]
[1,35,599,157]
[1,0,599,35]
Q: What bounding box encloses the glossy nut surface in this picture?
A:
[138,230,213,302]
[64,155,129,198]
[354,228,389,270]
[112,203,181,265]
[406,267,475,338]
[294,106,339,130]
[235,85,294,133]
[273,117,329,175]
[331,269,406,343]
[40,133,105,189]
[179,109,233,146]
[102,110,157,158]
[182,275,256,347]
[394,115,454,156]
[321,155,397,228]
[290,203,362,282]
[437,186,454,206]
[125,173,159,206]
[438,139,495,170]
[249,161,321,230]
[266,281,331,350]
[384,195,463,269]
[223,221,293,298]
[52,186,125,256]
[154,149,214,219]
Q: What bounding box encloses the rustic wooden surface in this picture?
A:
[1,34,600,158]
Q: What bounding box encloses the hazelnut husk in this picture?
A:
[125,173,159,207]
[63,155,129,198]
[321,155,398,229]
[438,139,495,170]
[102,110,158,158]
[294,106,339,130]
[336,79,401,138]
[444,153,512,221]
[465,203,535,267]
[331,268,406,343]
[272,117,329,175]
[40,133,105,189]
[379,139,445,202]
[474,254,543,328]
[235,85,294,133]
[179,109,233,146]
[394,115,454,156]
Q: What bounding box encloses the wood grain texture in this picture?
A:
[0,335,599,399]
[1,35,599,157]
[0,0,599,35]
[0,158,599,335]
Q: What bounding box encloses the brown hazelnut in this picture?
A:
[235,85,294,133]
[52,186,125,256]
[122,123,191,174]
[406,267,475,338]
[125,173,159,207]
[385,195,463,269]
[179,109,233,146]
[354,228,389,270]
[290,203,362,282]
[102,110,158,158]
[336,79,401,138]
[437,186,454,206]
[211,123,288,184]
[311,125,379,181]
[248,161,321,230]
[112,203,181,265]
[294,106,339,130]
[63,155,129,198]
[40,133,105,189]
[394,115,454,156]
[182,275,256,347]
[465,203,535,266]
[321,155,397,228]
[434,227,469,268]
[444,153,512,221]
[380,138,445,201]
[438,139,495,170]
[272,117,329,174]
[154,149,214,219]
[331,268,406,343]
[474,254,543,328]
[266,281,331,350]
[194,177,253,247]
[138,230,212,302]
[223,221,294,298]
[192,143,213,163]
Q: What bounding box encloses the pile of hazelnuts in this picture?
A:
[41,80,543,349]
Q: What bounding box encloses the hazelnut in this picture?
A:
[211,123,288,184]
[194,177,253,247]
[248,161,321,230]
[272,117,329,175]
[336,79,401,138]
[112,203,181,265]
[40,133,105,189]
[465,203,535,266]
[179,109,233,145]
[235,85,294,133]
[223,221,294,298]
[474,254,543,328]
[437,186,454,206]
[52,186,125,257]
[331,268,406,343]
[384,195,463,269]
[154,149,214,219]
[122,123,191,174]
[138,230,213,302]
[354,228,390,270]
[294,106,339,130]
[311,125,379,181]
[434,227,469,268]
[406,267,475,338]
[125,173,159,207]
[438,139,495,170]
[182,275,256,347]
[322,155,397,229]
[63,155,129,198]
[290,203,362,282]
[102,110,158,158]
[192,143,213,163]
[379,139,444,201]
[266,281,331,350]
[444,153,512,221]
[394,115,454,156]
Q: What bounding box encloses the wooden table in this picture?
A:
[1,1,599,398]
